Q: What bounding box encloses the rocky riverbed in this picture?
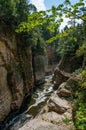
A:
[18,68,78,130]
[18,87,75,130]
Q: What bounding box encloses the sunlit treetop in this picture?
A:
[16,0,85,33]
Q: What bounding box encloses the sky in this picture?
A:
[45,0,79,10]
[30,0,85,30]
[30,0,80,11]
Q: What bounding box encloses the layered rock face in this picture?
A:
[0,35,33,121]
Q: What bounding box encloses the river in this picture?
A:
[0,75,53,130]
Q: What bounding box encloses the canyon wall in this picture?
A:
[0,34,33,121]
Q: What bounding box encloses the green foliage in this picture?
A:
[76,42,86,57]
[55,26,80,57]
[0,0,18,27]
[46,0,86,44]
[79,70,86,89]
[75,103,86,130]
[0,0,37,30]
[0,0,18,17]
[76,42,86,67]
[31,27,46,55]
[74,69,86,130]
[64,68,86,130]
[53,19,86,65]
[16,11,46,33]
[63,117,70,124]
[16,0,30,23]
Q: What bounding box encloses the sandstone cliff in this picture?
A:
[0,33,33,121]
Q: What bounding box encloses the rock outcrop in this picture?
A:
[0,35,33,122]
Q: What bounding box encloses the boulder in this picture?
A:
[42,94,71,114]
[52,67,71,89]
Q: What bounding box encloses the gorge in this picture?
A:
[0,0,86,130]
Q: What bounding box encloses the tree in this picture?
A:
[0,0,36,31]
[0,0,19,27]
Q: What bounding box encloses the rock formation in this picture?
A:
[0,35,34,121]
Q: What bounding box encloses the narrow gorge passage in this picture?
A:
[1,75,53,130]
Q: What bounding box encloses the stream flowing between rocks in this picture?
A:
[1,75,53,130]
